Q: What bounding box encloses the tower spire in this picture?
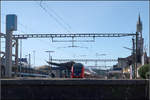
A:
[138,13,141,24]
[136,13,142,34]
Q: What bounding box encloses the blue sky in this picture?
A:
[1,1,149,68]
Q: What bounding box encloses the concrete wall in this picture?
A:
[1,79,149,100]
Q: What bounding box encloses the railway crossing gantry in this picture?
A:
[12,33,136,38]
[52,58,118,62]
[1,33,136,38]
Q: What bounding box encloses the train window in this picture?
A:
[73,67,82,73]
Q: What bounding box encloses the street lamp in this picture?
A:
[45,50,55,75]
[45,50,55,62]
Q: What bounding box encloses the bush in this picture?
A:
[138,64,150,79]
[146,71,150,79]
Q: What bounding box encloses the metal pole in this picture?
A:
[49,52,51,74]
[95,53,98,67]
[132,38,135,79]
[25,54,28,73]
[135,32,139,79]
[49,52,50,63]
[15,39,18,73]
[104,54,106,69]
[50,54,52,66]
[33,50,35,68]
[0,2,1,100]
[0,33,1,78]
[149,28,150,57]
[29,53,31,73]
[45,50,54,75]
[19,39,22,77]
[95,61,97,67]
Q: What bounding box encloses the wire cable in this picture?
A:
[37,1,71,33]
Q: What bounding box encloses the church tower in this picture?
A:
[136,14,143,37]
[136,14,144,63]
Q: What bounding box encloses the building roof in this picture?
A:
[36,65,66,70]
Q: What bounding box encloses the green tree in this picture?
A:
[138,64,150,79]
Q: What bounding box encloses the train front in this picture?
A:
[71,63,84,78]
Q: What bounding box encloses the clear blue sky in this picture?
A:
[1,1,149,68]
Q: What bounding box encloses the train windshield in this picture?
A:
[73,63,83,76]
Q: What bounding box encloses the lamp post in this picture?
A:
[45,50,55,75]
[45,50,55,62]
[24,53,31,73]
[29,53,31,73]
[33,50,35,68]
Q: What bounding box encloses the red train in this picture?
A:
[71,63,84,78]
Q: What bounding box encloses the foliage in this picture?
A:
[138,64,150,79]
[145,71,150,79]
